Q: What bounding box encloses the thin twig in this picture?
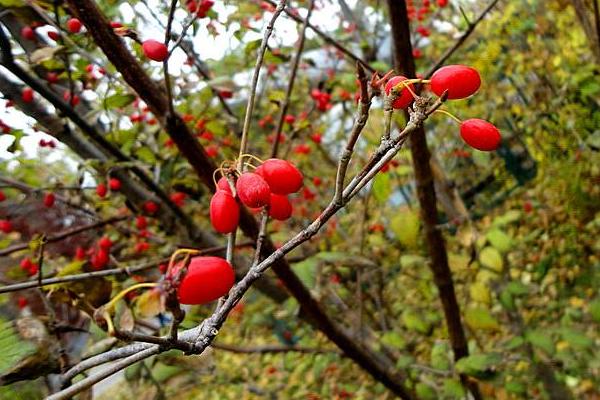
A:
[270,0,314,157]
[0,215,129,257]
[238,0,287,165]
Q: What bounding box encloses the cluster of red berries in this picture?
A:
[310,89,333,112]
[210,158,303,234]
[385,65,501,152]
[21,18,82,42]
[406,0,448,22]
[185,0,215,17]
[90,236,113,270]
[20,257,39,276]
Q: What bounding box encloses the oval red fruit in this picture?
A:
[268,194,292,221]
[67,18,82,33]
[135,215,147,229]
[43,192,55,207]
[96,182,107,198]
[177,256,235,305]
[0,190,5,202]
[108,178,121,191]
[430,65,481,100]
[235,172,271,208]
[459,119,501,151]
[217,176,233,194]
[210,190,240,233]
[384,76,414,109]
[142,40,168,62]
[259,159,303,195]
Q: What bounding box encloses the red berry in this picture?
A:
[176,256,235,305]
[459,119,501,151]
[63,91,80,106]
[75,246,86,260]
[46,72,59,84]
[142,40,168,62]
[217,176,233,194]
[91,248,109,270]
[143,200,159,214]
[17,297,28,309]
[22,87,34,103]
[284,114,296,124]
[20,257,33,271]
[28,263,39,276]
[135,241,150,253]
[96,183,108,198]
[268,194,292,221]
[43,192,55,207]
[135,215,147,229]
[523,201,533,213]
[0,190,5,202]
[0,219,12,233]
[66,18,82,33]
[210,190,240,233]
[257,159,303,195]
[235,172,271,208]
[21,26,35,40]
[98,236,113,250]
[430,65,481,100]
[108,178,121,191]
[170,191,186,206]
[384,76,414,109]
[437,0,448,6]
[110,21,123,28]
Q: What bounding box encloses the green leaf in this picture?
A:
[559,328,593,350]
[402,309,432,334]
[505,380,527,394]
[492,210,521,227]
[479,246,504,272]
[399,254,425,268]
[104,93,136,109]
[526,330,554,354]
[135,147,156,164]
[293,258,318,288]
[372,172,391,203]
[430,341,450,371]
[486,229,512,253]
[590,299,600,323]
[442,379,466,398]
[455,353,502,379]
[380,332,406,349]
[0,319,38,377]
[390,208,420,249]
[505,281,529,296]
[415,383,437,400]
[470,281,491,304]
[465,307,500,331]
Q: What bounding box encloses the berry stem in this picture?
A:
[434,109,463,124]
[104,282,158,312]
[166,248,201,275]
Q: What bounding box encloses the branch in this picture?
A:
[239,0,287,163]
[263,0,375,73]
[211,342,342,356]
[425,0,501,78]
[0,215,128,257]
[386,1,481,398]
